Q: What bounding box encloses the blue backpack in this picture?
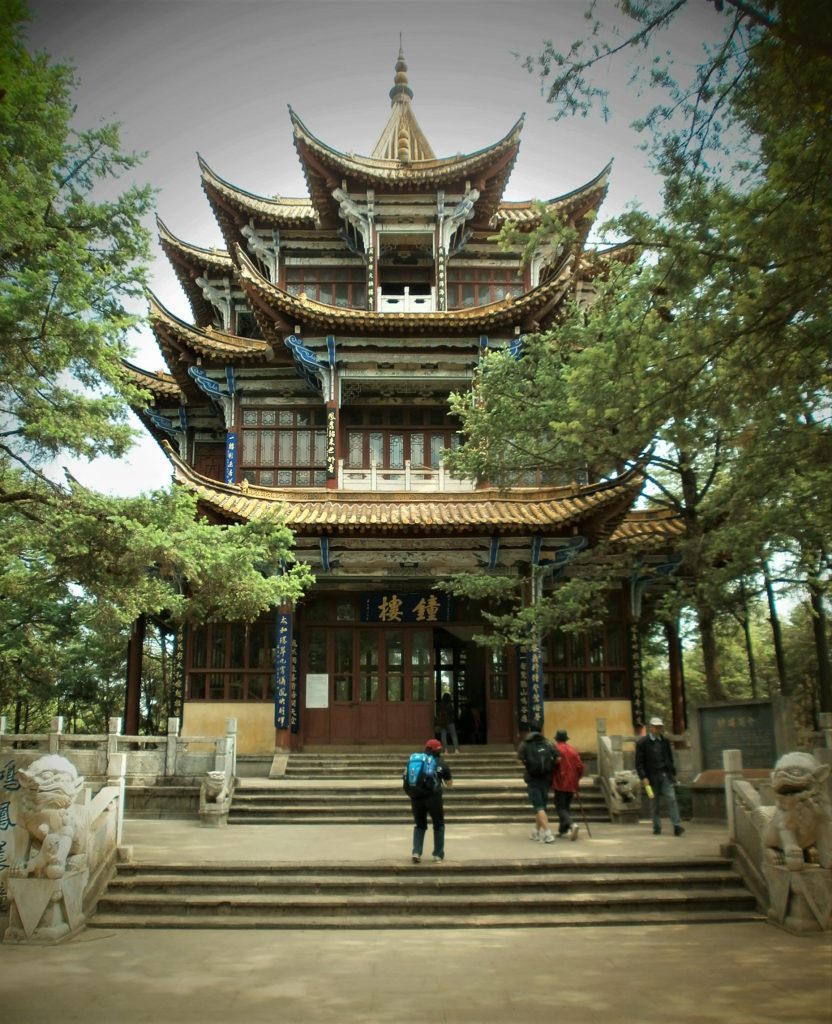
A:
[404,752,438,796]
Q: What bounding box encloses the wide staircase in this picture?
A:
[90,857,760,930]
[228,749,609,826]
[88,750,762,930]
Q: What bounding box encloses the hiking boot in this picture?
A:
[541,830,556,844]
[570,825,579,842]
[412,854,421,863]
[529,828,541,841]
[674,825,685,837]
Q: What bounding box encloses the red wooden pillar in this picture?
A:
[665,617,687,734]
[124,614,146,735]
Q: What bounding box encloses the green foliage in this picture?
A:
[0,0,155,469]
[447,0,831,704]
[0,3,314,730]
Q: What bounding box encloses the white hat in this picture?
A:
[649,717,664,727]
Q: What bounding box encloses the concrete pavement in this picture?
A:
[1,818,830,1024]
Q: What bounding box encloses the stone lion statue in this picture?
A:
[10,754,88,879]
[758,751,831,871]
[609,770,641,812]
[201,770,229,805]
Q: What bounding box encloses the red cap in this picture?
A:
[425,739,443,752]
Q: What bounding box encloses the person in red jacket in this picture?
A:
[552,729,584,840]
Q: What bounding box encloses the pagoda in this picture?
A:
[127,49,681,754]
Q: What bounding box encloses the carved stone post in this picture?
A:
[49,717,64,754]
[723,748,744,843]
[165,717,179,777]
[225,718,238,782]
[106,752,127,847]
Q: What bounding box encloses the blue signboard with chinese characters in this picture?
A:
[225,432,238,484]
[274,612,292,729]
[290,636,300,734]
[360,592,453,623]
[517,643,544,732]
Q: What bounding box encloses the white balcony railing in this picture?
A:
[338,459,476,492]
[378,287,435,313]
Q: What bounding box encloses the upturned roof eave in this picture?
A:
[198,153,318,226]
[290,105,524,184]
[164,442,644,535]
[147,290,273,360]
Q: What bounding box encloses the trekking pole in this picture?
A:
[576,787,592,838]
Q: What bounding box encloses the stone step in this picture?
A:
[228,777,609,824]
[91,857,760,930]
[229,793,607,808]
[112,856,738,878]
[89,906,762,930]
[106,869,743,895]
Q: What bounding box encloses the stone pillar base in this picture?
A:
[4,869,88,945]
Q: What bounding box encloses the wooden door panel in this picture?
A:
[358,703,382,742]
[330,704,356,742]
[486,699,514,743]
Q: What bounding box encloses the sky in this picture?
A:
[25,0,719,496]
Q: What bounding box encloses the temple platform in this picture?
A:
[1,819,830,1023]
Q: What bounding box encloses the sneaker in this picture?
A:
[541,830,556,844]
[653,827,661,835]
[529,828,541,841]
[432,854,444,862]
[570,825,579,842]
[674,825,685,837]
[412,854,421,863]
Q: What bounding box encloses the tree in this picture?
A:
[0,2,314,728]
[445,0,831,706]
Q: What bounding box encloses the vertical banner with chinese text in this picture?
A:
[290,636,300,733]
[326,408,337,480]
[225,432,238,485]
[274,612,292,729]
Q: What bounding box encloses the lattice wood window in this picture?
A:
[285,265,366,309]
[541,592,629,700]
[446,265,523,309]
[240,408,327,486]
[186,619,275,701]
[342,407,460,469]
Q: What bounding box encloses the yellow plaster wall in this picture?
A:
[542,700,633,753]
[182,703,275,754]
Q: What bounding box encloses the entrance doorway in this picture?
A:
[434,628,487,745]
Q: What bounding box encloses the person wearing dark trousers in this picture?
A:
[635,716,684,836]
[404,738,453,862]
[517,723,558,844]
[552,729,584,840]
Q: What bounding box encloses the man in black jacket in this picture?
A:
[635,717,684,836]
[517,723,558,844]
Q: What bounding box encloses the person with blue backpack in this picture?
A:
[403,738,453,863]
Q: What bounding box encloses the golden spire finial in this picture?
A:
[389,37,413,105]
